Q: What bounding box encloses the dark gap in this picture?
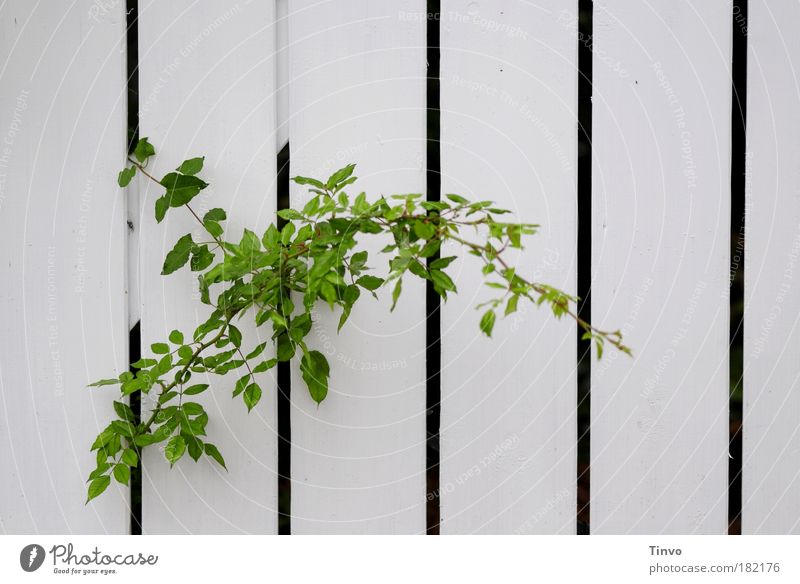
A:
[576,0,593,535]
[425,0,442,535]
[125,0,139,153]
[728,0,747,536]
[125,0,142,536]
[128,322,142,535]
[276,142,292,534]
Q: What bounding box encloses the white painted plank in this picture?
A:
[137,0,278,533]
[439,0,578,534]
[591,0,731,533]
[743,0,800,535]
[288,0,427,533]
[0,0,128,532]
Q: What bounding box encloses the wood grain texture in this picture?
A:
[743,0,800,535]
[137,0,278,533]
[439,0,578,534]
[0,0,128,533]
[288,0,427,534]
[590,0,731,534]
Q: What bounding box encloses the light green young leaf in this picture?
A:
[89,378,120,388]
[121,448,138,467]
[151,342,170,354]
[165,435,186,466]
[391,279,402,311]
[113,463,130,486]
[479,309,496,337]
[86,475,111,503]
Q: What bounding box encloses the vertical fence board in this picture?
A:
[591,0,731,533]
[743,0,800,535]
[138,0,278,533]
[439,0,578,534]
[0,0,128,532]
[288,0,427,534]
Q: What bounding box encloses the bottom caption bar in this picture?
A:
[0,535,795,582]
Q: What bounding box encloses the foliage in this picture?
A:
[87,139,629,502]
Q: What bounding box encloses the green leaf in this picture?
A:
[204,443,227,470]
[162,234,194,275]
[151,342,170,354]
[130,358,157,369]
[430,256,457,270]
[356,275,384,291]
[198,274,211,304]
[190,245,215,271]
[184,383,209,396]
[240,229,261,253]
[169,330,184,345]
[160,172,208,207]
[89,463,110,480]
[303,196,321,216]
[280,222,296,245]
[133,137,156,164]
[445,193,469,205]
[177,156,204,176]
[505,295,519,316]
[113,401,135,422]
[277,209,304,221]
[113,463,130,486]
[118,166,136,187]
[165,435,186,466]
[203,208,226,237]
[292,176,325,189]
[252,359,278,374]
[300,350,330,404]
[326,164,356,190]
[91,428,114,450]
[480,309,497,337]
[155,195,169,223]
[182,402,205,416]
[430,270,456,294]
[133,433,157,447]
[88,378,120,388]
[245,342,267,360]
[204,208,227,223]
[121,448,138,467]
[413,220,436,240]
[277,333,295,362]
[262,224,280,248]
[86,475,111,503]
[243,383,262,412]
[233,374,251,398]
[391,279,402,311]
[110,420,135,438]
[158,390,179,404]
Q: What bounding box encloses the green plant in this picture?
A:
[85,138,629,502]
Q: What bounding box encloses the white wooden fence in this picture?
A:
[1,0,798,535]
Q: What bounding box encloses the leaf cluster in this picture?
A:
[86,139,629,502]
